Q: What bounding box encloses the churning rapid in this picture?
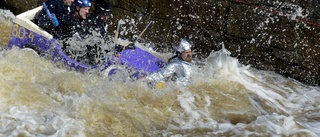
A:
[1,9,320,137]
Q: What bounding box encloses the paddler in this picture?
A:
[145,38,195,86]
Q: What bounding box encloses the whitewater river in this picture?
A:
[1,9,320,137]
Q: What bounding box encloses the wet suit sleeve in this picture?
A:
[146,63,177,82]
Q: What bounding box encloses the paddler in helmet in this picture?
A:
[145,38,195,86]
[59,0,94,64]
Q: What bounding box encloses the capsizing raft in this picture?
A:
[8,6,165,79]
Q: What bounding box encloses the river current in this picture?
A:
[0,9,319,137]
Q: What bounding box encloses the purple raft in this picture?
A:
[8,6,165,79]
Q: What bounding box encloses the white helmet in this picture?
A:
[175,39,193,53]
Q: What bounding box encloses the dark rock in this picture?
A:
[0,0,8,9]
[3,0,45,15]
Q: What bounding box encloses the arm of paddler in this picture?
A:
[146,63,176,82]
[42,2,59,27]
[141,63,177,89]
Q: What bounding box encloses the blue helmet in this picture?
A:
[75,0,92,7]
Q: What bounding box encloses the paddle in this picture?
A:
[42,2,59,27]
[136,21,153,42]
[112,20,126,53]
[125,21,154,49]
[114,20,124,47]
[113,20,154,52]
